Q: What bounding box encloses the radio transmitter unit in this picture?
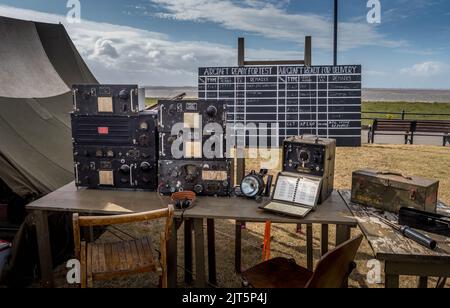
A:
[158,100,227,133]
[72,84,145,116]
[158,160,233,196]
[74,146,157,190]
[283,136,336,203]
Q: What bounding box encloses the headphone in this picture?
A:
[171,191,196,210]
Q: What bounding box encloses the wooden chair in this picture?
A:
[242,235,363,288]
[72,205,174,288]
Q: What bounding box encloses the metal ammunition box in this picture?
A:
[351,169,439,214]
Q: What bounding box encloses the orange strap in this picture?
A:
[262,221,272,261]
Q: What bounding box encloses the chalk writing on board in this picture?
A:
[198,65,362,147]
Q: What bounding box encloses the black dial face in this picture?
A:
[168,104,176,115]
[120,165,130,174]
[138,134,149,146]
[298,149,310,163]
[194,184,204,194]
[206,105,218,117]
[118,89,129,100]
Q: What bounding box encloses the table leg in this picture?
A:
[34,210,54,288]
[193,218,206,288]
[306,224,313,271]
[418,277,428,289]
[321,224,329,256]
[336,225,351,246]
[384,261,400,288]
[385,275,400,288]
[184,219,193,284]
[235,221,243,274]
[167,218,178,288]
[207,219,217,286]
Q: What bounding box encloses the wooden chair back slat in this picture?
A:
[72,205,174,288]
[305,235,363,288]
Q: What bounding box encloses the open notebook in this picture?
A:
[260,173,322,218]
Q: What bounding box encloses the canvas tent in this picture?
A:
[0,16,97,199]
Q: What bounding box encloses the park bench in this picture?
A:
[368,119,414,145]
[369,119,450,146]
[413,120,450,146]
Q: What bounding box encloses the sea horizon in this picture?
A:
[144,86,450,103]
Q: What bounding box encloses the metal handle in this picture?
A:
[130,164,136,187]
[377,171,412,180]
[160,133,166,157]
[159,104,165,129]
[130,89,136,113]
[74,163,80,185]
[72,89,78,111]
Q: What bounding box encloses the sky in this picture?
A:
[0,0,449,89]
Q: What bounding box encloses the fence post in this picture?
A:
[401,110,406,120]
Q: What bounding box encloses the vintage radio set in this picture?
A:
[74,146,157,190]
[159,131,225,160]
[158,160,234,196]
[71,84,159,191]
[283,136,336,203]
[72,84,145,116]
[158,99,227,161]
[158,100,227,133]
[71,111,158,147]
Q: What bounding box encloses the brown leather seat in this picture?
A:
[243,257,313,288]
[242,235,363,288]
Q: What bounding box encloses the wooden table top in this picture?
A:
[27,182,357,225]
[340,190,450,263]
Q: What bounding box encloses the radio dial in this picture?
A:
[194,184,204,194]
[140,162,152,171]
[118,89,129,100]
[299,150,310,163]
[139,121,149,131]
[168,104,177,115]
[138,134,150,146]
[120,165,130,174]
[206,105,218,117]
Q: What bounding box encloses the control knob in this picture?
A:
[140,162,152,171]
[118,89,129,100]
[206,105,218,118]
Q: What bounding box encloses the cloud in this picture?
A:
[94,39,120,59]
[148,0,406,50]
[0,5,300,86]
[400,61,447,77]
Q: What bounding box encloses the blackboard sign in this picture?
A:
[198,65,362,147]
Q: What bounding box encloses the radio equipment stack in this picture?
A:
[71,85,158,191]
[157,99,233,196]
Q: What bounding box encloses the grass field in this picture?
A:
[362,102,450,126]
[51,144,450,289]
[146,98,450,126]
